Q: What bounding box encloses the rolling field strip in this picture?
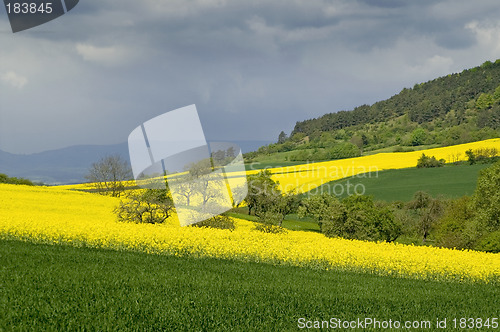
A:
[1,182,499,282]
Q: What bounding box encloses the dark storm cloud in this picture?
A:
[1,0,500,153]
[357,0,413,9]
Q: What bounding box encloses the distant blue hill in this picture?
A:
[0,140,270,185]
[0,143,130,185]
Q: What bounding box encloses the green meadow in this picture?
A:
[1,239,498,331]
[306,163,491,202]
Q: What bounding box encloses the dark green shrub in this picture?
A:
[435,196,476,249]
[245,170,299,226]
[255,212,287,234]
[193,215,235,230]
[406,192,448,244]
[416,154,445,168]
[475,231,500,253]
[326,143,361,160]
[466,148,499,165]
[298,193,341,232]
[465,149,476,165]
[471,160,500,232]
[322,195,401,242]
[289,150,310,162]
[411,128,427,146]
[0,173,34,186]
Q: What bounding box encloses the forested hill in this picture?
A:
[292,60,500,136]
[246,60,500,162]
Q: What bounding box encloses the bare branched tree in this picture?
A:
[85,155,132,197]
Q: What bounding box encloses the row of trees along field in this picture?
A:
[85,154,500,253]
[244,160,500,253]
[246,60,500,162]
[0,173,34,186]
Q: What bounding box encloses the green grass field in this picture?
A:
[305,164,491,202]
[244,160,306,171]
[246,144,442,165]
[362,144,441,155]
[226,210,320,232]
[1,239,498,330]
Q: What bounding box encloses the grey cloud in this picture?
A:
[1,0,500,154]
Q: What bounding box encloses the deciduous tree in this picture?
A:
[85,155,132,197]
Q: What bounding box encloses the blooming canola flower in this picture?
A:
[4,139,500,282]
[1,183,499,282]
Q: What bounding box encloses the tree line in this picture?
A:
[246,60,500,162]
[292,60,500,136]
[0,173,35,186]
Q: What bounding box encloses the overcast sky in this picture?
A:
[1,0,500,154]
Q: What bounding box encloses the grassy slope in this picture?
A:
[249,144,443,165]
[362,144,441,155]
[1,239,498,331]
[245,160,307,170]
[226,209,320,233]
[304,163,491,202]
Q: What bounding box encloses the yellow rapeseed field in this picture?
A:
[1,183,499,282]
[266,138,500,193]
[60,138,500,194]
